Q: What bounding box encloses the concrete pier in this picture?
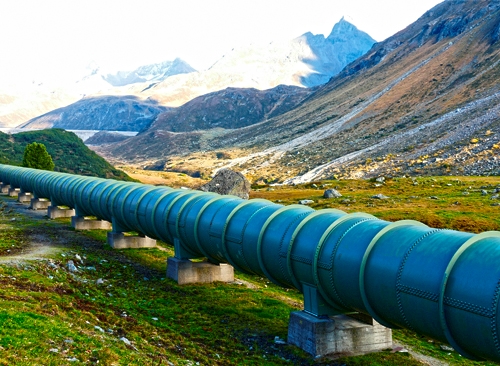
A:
[71,216,112,230]
[167,257,234,285]
[107,232,156,249]
[48,205,76,219]
[29,198,51,210]
[287,311,392,358]
[0,184,10,194]
[17,191,32,203]
[7,187,20,197]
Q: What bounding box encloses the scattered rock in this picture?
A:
[199,169,251,199]
[371,194,389,200]
[274,336,286,345]
[323,189,342,198]
[299,199,314,205]
[66,260,78,272]
[440,345,454,352]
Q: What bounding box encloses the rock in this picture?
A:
[49,348,59,353]
[323,189,342,198]
[491,194,499,200]
[341,199,351,204]
[371,194,389,200]
[440,345,454,352]
[462,191,470,195]
[311,184,318,188]
[430,196,439,200]
[94,326,105,333]
[274,336,286,345]
[67,260,78,272]
[375,177,385,183]
[299,199,314,205]
[75,254,83,264]
[199,169,251,199]
[482,190,488,196]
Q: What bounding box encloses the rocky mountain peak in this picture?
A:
[327,17,374,44]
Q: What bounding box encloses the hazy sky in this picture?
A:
[0,0,443,83]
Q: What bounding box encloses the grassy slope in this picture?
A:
[0,176,499,365]
[0,129,134,181]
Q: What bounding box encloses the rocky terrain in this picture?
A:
[100,0,500,183]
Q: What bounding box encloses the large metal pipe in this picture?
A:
[1,164,500,361]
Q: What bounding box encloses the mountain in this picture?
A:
[0,66,117,128]
[0,59,194,129]
[0,129,134,180]
[129,18,375,107]
[14,19,374,133]
[15,18,374,134]
[103,58,196,87]
[19,95,169,132]
[102,0,500,182]
[149,85,312,133]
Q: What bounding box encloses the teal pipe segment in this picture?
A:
[1,164,500,362]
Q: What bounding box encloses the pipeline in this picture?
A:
[1,164,500,361]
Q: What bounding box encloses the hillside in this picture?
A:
[102,0,500,183]
[0,129,133,180]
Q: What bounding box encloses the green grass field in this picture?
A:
[0,175,499,365]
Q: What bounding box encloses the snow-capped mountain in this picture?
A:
[103,58,196,87]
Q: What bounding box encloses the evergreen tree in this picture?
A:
[21,142,55,171]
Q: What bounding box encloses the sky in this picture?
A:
[0,0,444,84]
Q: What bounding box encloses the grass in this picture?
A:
[0,176,499,365]
[251,176,500,232]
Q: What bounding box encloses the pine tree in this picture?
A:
[21,142,55,171]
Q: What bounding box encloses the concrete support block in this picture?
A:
[107,232,156,249]
[8,187,20,197]
[17,192,32,203]
[71,216,112,230]
[29,198,52,210]
[287,311,392,358]
[167,257,234,285]
[0,184,10,194]
[48,205,76,219]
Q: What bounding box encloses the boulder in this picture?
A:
[372,193,389,200]
[199,169,251,199]
[323,189,342,198]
